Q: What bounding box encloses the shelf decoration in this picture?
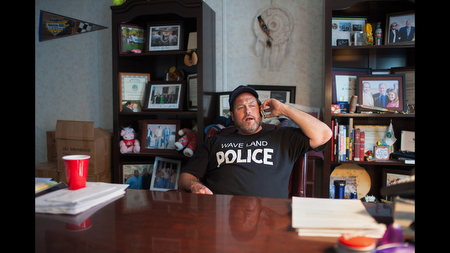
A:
[146,22,183,52]
[119,72,150,112]
[39,10,107,42]
[385,11,415,45]
[356,75,406,113]
[253,5,293,70]
[119,24,145,54]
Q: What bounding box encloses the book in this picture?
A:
[35,177,58,193]
[339,125,346,161]
[354,129,361,161]
[359,132,365,161]
[291,197,386,238]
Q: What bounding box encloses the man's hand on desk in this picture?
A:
[179,172,213,195]
[191,181,213,195]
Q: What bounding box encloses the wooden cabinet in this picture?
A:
[110,0,215,183]
[323,0,415,199]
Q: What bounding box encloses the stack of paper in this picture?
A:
[35,182,128,215]
[291,197,386,238]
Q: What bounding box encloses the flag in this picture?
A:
[39,10,108,42]
[384,122,397,146]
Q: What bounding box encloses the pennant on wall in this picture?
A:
[39,10,108,42]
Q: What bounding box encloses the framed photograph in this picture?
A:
[332,68,372,104]
[122,163,154,190]
[119,72,150,112]
[187,74,198,111]
[140,120,180,154]
[119,23,145,54]
[385,11,415,45]
[146,22,183,52]
[331,17,367,46]
[356,75,406,112]
[144,82,184,111]
[247,85,296,103]
[382,169,411,188]
[150,156,181,191]
[217,92,231,118]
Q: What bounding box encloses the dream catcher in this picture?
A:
[253,5,293,70]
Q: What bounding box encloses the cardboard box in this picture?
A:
[35,162,59,181]
[55,120,111,175]
[46,131,57,162]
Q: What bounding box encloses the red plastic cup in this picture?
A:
[62,155,90,190]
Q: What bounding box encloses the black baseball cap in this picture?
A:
[229,85,259,107]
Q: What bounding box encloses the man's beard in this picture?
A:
[234,115,262,135]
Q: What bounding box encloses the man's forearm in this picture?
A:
[281,104,332,148]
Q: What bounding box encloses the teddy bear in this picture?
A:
[174,125,197,157]
[120,126,140,154]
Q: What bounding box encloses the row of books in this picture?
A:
[331,118,365,162]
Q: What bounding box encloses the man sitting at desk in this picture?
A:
[178,85,332,198]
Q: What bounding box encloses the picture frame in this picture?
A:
[332,68,372,104]
[119,72,150,112]
[247,85,296,104]
[122,163,154,190]
[382,169,411,188]
[146,22,183,52]
[331,17,367,46]
[144,82,184,111]
[187,74,198,111]
[217,92,231,118]
[140,120,180,154]
[385,11,415,45]
[356,75,406,112]
[119,23,145,54]
[150,156,181,191]
[373,146,390,161]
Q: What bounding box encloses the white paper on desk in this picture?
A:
[46,183,123,203]
[291,197,386,238]
[35,182,128,215]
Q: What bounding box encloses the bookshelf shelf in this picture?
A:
[331,159,414,167]
[331,113,415,118]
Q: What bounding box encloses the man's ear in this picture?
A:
[230,111,234,122]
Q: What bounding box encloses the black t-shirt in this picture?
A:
[181,127,326,198]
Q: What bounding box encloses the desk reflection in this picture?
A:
[36,190,335,253]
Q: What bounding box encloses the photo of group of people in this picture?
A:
[150,157,181,191]
[123,164,154,190]
[122,157,181,191]
[145,124,177,150]
[361,80,400,109]
[146,84,182,110]
[148,25,181,51]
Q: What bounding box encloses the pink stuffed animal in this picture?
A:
[174,125,197,157]
[120,126,140,154]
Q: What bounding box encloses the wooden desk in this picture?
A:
[35,190,376,252]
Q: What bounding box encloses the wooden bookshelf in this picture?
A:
[323,0,415,199]
[110,0,216,183]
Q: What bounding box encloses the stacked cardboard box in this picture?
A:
[35,120,112,183]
